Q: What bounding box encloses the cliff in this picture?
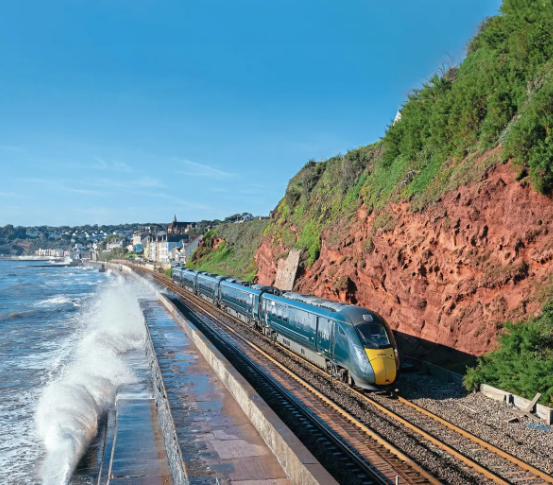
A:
[255,153,553,356]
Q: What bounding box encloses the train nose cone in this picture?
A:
[365,348,397,385]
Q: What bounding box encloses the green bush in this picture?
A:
[464,302,553,405]
[165,267,173,278]
[505,81,553,193]
[383,0,553,196]
[297,220,321,267]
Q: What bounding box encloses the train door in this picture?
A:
[317,317,335,360]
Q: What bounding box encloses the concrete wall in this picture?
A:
[274,249,301,291]
[480,384,553,425]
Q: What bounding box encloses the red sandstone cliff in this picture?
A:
[255,161,553,357]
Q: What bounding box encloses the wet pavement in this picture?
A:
[88,346,172,484]
[108,399,172,484]
[142,300,291,485]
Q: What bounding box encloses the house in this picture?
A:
[182,235,202,263]
[106,239,125,251]
[145,230,166,261]
[159,235,189,263]
[132,232,143,246]
[168,235,202,264]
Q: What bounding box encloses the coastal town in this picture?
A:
[0,213,258,265]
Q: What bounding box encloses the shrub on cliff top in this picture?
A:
[464,301,553,405]
[383,0,553,196]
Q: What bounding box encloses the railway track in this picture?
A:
[131,265,438,485]
[129,264,552,485]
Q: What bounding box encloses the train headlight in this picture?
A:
[394,347,400,370]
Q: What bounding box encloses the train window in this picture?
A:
[338,326,347,338]
[317,318,333,351]
[355,322,391,349]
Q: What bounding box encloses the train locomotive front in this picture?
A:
[261,292,399,390]
[335,307,399,389]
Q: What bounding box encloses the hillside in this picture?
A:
[189,0,553,394]
[187,219,269,280]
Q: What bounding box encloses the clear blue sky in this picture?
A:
[0,0,502,226]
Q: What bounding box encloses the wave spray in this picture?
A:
[35,275,146,484]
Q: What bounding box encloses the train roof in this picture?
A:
[196,272,227,282]
[252,284,282,295]
[282,292,356,313]
[220,278,264,294]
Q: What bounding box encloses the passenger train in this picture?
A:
[172,267,399,389]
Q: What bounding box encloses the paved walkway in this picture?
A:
[143,300,291,485]
[108,399,172,484]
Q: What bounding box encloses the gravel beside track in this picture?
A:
[396,373,553,476]
[133,267,552,485]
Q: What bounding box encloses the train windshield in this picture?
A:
[355,322,391,349]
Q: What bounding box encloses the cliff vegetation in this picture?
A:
[187,219,269,281]
[189,0,553,402]
[465,300,553,405]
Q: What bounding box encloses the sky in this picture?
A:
[0,0,503,227]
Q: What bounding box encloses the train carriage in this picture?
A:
[196,272,227,305]
[172,266,184,283]
[180,269,199,293]
[219,280,262,325]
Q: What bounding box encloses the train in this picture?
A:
[172,267,399,390]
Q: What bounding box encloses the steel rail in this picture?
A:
[129,264,552,484]
[131,265,440,485]
[392,396,553,484]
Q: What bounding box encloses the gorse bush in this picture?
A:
[464,302,553,405]
[505,80,553,192]
[384,0,553,195]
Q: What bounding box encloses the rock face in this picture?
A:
[255,161,553,357]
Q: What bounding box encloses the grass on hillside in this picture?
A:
[187,220,269,280]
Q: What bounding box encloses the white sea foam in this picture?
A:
[37,296,75,307]
[35,275,146,485]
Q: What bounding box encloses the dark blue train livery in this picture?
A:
[172,267,398,389]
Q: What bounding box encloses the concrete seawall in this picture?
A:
[142,305,188,484]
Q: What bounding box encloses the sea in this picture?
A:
[0,260,150,485]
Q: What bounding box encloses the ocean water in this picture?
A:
[0,261,149,484]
